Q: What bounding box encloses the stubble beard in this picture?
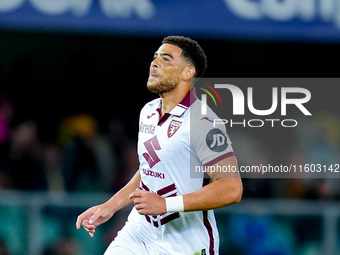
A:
[147,75,181,96]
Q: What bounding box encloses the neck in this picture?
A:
[159,82,190,116]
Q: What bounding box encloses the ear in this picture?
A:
[182,66,196,81]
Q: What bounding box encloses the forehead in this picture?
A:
[155,44,182,58]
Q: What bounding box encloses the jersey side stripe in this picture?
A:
[202,178,215,255]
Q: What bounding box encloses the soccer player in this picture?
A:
[76,36,242,255]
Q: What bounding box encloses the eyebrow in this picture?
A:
[154,52,173,59]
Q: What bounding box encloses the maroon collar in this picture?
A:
[169,88,197,116]
[157,88,197,126]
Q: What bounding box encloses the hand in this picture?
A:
[129,189,166,215]
[76,203,114,237]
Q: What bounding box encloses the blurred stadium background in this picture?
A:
[0,0,340,254]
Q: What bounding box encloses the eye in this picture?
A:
[163,57,170,62]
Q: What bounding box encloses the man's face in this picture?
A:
[147,44,186,95]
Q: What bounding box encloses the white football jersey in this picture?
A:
[123,88,235,255]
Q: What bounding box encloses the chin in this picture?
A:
[146,82,158,94]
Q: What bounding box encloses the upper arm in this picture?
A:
[208,156,243,205]
[183,155,242,211]
[208,155,240,180]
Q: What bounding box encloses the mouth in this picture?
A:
[149,71,159,79]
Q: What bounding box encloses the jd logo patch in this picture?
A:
[206,128,228,152]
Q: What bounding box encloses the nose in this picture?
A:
[151,57,159,68]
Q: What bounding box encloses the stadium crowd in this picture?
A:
[0,92,138,193]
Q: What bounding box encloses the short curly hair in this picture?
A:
[162,36,207,78]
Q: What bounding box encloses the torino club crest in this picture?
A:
[167,120,182,138]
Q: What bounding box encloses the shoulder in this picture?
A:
[190,99,226,132]
[140,98,160,114]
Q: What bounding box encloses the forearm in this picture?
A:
[105,170,141,213]
[183,177,242,212]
